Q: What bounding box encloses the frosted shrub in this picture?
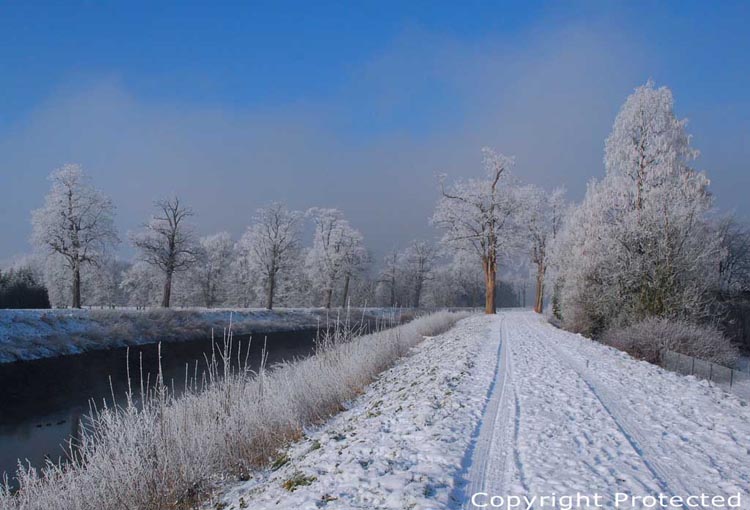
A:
[601,317,739,366]
[0,311,467,510]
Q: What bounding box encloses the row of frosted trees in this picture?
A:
[27,169,523,309]
[432,80,749,334]
[26,80,750,321]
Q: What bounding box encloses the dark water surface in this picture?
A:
[0,328,323,482]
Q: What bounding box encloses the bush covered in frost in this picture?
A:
[601,317,739,366]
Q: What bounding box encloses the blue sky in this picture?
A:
[1,1,749,261]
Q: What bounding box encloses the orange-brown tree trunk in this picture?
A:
[483,257,496,314]
[533,264,544,313]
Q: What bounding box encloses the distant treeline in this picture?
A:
[0,268,50,309]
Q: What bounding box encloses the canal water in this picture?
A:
[0,328,324,483]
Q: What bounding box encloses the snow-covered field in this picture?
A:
[210,311,750,509]
[0,307,408,363]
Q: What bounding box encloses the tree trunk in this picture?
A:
[483,258,496,314]
[551,279,562,320]
[72,260,82,309]
[341,274,350,308]
[389,279,396,308]
[266,273,275,310]
[413,280,422,308]
[161,271,173,308]
[534,264,544,313]
[324,288,333,309]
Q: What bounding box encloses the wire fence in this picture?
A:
[662,350,750,401]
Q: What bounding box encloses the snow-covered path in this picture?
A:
[210,311,750,510]
[462,311,750,508]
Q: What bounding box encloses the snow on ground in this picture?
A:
[464,311,750,509]
[0,307,408,363]
[209,315,501,510]
[211,310,750,510]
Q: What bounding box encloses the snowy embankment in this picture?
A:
[0,307,406,363]
[210,314,501,510]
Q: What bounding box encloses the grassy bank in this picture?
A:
[0,310,468,510]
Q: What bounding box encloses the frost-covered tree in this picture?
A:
[88,257,130,308]
[130,196,197,308]
[228,242,257,307]
[306,208,364,309]
[31,165,119,308]
[400,240,435,307]
[346,273,377,307]
[717,217,750,295]
[237,203,302,310]
[377,250,401,307]
[552,82,723,334]
[338,228,368,308]
[120,261,163,308]
[189,232,234,307]
[520,186,566,313]
[432,148,524,314]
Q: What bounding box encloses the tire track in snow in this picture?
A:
[457,311,677,510]
[517,314,688,500]
[452,315,512,509]
[504,311,668,501]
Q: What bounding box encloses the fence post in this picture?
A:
[730,368,734,389]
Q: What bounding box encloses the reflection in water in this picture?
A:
[0,328,321,482]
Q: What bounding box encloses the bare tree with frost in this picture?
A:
[238,203,302,310]
[338,228,369,307]
[120,261,162,308]
[31,165,119,308]
[432,148,524,314]
[130,196,197,308]
[189,232,234,307]
[520,186,566,313]
[306,208,364,309]
[88,257,130,308]
[378,250,401,307]
[401,240,436,308]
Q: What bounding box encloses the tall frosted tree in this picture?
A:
[130,196,197,308]
[237,203,302,310]
[31,165,118,308]
[552,82,723,334]
[432,148,524,314]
